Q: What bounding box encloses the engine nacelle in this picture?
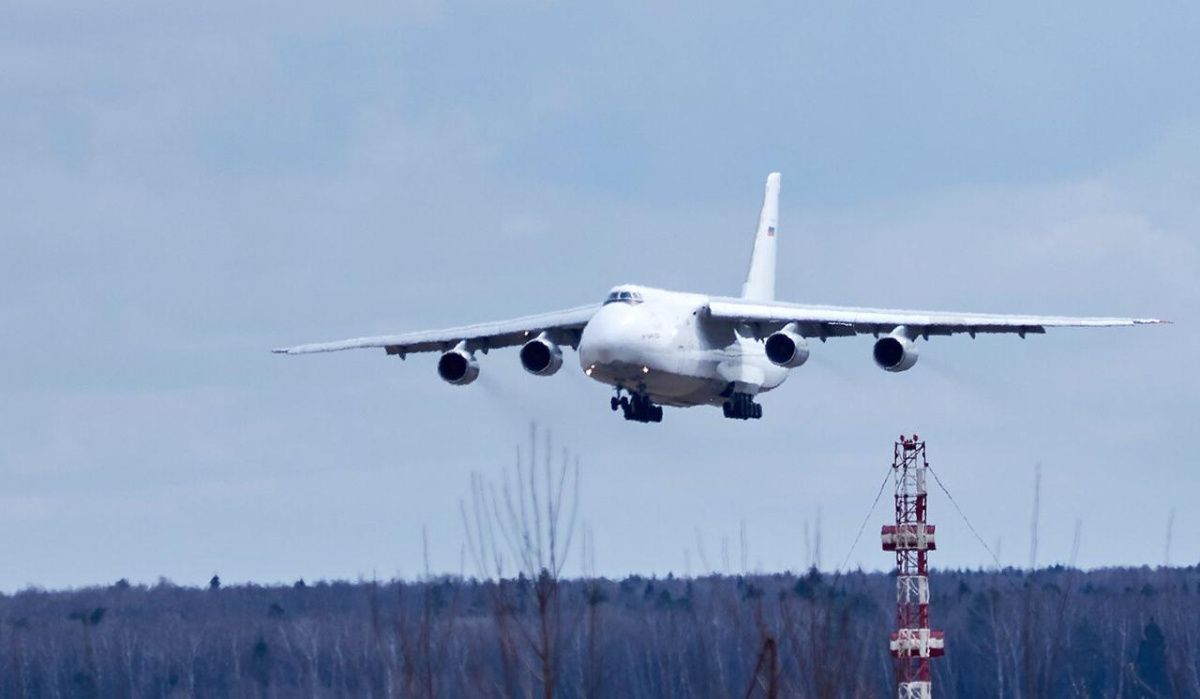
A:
[437,347,479,385]
[764,328,809,368]
[873,333,919,372]
[520,335,563,376]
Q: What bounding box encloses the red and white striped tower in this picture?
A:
[881,435,944,699]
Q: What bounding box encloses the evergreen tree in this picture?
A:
[1134,618,1171,697]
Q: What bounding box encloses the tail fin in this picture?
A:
[740,172,780,301]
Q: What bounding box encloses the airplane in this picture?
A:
[274,172,1166,423]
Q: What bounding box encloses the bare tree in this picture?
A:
[579,526,605,699]
[462,424,581,699]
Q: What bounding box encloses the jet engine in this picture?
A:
[764,327,809,368]
[437,347,479,385]
[873,333,919,372]
[520,335,563,376]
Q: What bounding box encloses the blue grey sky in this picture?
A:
[1,1,1197,590]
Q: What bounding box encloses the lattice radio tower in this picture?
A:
[881,435,944,698]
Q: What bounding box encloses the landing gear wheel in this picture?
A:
[610,396,620,411]
[721,392,763,420]
[617,392,663,423]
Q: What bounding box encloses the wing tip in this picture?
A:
[1136,318,1171,325]
[271,347,292,354]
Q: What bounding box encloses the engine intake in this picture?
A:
[764,328,809,368]
[437,347,479,385]
[873,334,919,372]
[520,335,563,376]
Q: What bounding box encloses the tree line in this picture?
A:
[5,430,1196,696]
[1,564,1198,697]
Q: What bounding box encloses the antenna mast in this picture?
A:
[881,435,944,698]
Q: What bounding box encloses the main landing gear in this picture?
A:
[723,392,762,420]
[611,389,663,423]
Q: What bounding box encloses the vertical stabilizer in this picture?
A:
[740,172,781,301]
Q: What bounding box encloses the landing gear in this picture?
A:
[613,388,662,423]
[722,392,762,420]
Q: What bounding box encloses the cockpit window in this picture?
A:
[604,290,644,305]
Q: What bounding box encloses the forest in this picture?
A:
[1,564,1198,697]
[6,436,1196,697]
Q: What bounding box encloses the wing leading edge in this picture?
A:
[707,298,1167,339]
[273,304,601,356]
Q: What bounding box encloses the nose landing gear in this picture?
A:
[722,392,762,420]
[611,389,663,423]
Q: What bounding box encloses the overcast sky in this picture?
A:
[1,1,1197,590]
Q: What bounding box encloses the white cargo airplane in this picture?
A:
[275,173,1165,423]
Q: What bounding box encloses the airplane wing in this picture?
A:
[273,304,601,356]
[706,298,1167,339]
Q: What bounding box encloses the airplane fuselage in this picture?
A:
[577,285,788,407]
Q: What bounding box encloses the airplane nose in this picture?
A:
[579,303,639,367]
